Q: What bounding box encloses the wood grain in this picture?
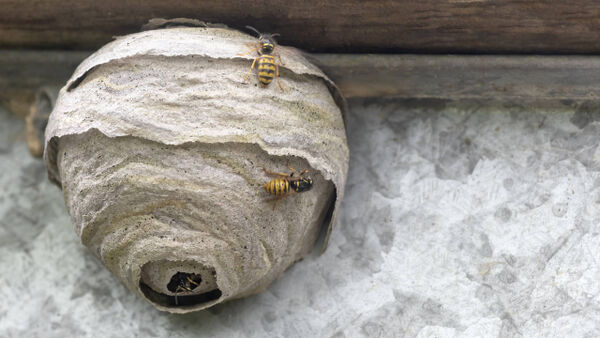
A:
[0,50,88,116]
[2,1,600,53]
[311,54,600,101]
[3,51,600,117]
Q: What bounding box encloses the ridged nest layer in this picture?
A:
[44,27,348,313]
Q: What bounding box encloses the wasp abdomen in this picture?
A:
[264,178,289,196]
[257,55,276,86]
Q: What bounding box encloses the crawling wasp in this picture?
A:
[238,26,285,91]
[263,164,313,209]
[167,272,202,306]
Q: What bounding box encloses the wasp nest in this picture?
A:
[44,27,348,313]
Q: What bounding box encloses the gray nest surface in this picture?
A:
[44,27,348,313]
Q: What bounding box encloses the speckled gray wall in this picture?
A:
[1,99,599,337]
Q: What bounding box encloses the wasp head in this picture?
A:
[260,37,276,53]
[295,176,313,193]
[246,26,279,54]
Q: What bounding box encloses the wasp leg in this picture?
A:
[186,276,200,287]
[272,196,282,210]
[285,161,297,176]
[175,286,184,306]
[284,163,307,181]
[243,58,259,84]
[237,45,259,57]
[265,194,288,210]
[275,53,285,66]
[263,167,292,178]
[275,63,285,92]
[174,283,195,306]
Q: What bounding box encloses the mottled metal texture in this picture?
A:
[43,27,348,313]
[3,98,600,335]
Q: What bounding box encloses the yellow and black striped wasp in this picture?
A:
[167,272,202,306]
[263,163,313,209]
[238,26,285,91]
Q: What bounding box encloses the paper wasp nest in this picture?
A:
[44,27,348,313]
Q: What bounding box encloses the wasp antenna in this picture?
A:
[245,26,262,37]
[271,33,280,38]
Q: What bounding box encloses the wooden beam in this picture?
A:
[311,54,600,101]
[3,50,600,117]
[2,1,600,54]
[0,50,88,116]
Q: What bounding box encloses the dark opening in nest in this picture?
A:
[140,283,222,308]
[167,271,202,293]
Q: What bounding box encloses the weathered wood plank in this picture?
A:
[3,50,600,118]
[2,1,600,53]
[0,50,88,116]
[311,54,600,101]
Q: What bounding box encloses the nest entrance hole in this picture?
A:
[140,282,222,307]
[140,264,221,308]
[167,271,203,293]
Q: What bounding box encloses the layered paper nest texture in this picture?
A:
[44,27,348,313]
